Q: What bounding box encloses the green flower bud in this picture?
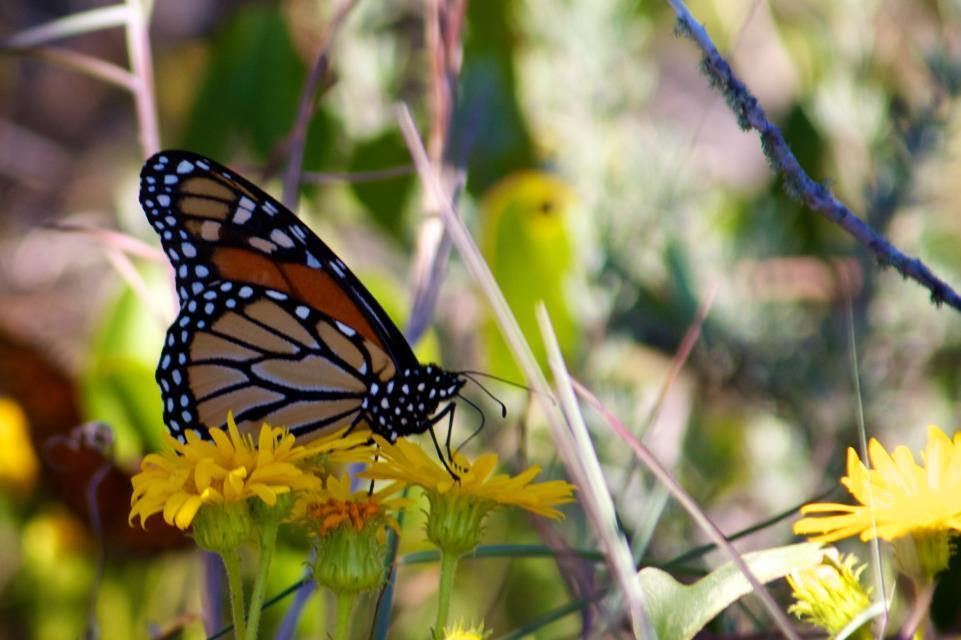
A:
[192,501,252,554]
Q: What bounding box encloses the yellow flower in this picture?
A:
[0,397,39,495]
[794,426,961,543]
[129,414,353,530]
[361,437,576,519]
[786,549,872,639]
[443,620,491,640]
[293,475,408,595]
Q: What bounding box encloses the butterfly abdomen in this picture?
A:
[361,365,465,441]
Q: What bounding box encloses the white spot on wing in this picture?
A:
[249,237,276,253]
[270,229,294,248]
[335,321,356,337]
[233,207,252,224]
[176,160,195,174]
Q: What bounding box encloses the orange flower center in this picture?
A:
[308,498,382,535]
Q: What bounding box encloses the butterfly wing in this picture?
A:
[139,150,416,440]
[158,281,396,440]
[139,150,416,367]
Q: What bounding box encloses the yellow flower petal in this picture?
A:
[795,426,961,543]
[360,437,575,519]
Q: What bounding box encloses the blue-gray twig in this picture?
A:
[666,0,961,313]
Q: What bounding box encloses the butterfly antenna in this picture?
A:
[459,369,533,394]
[455,393,487,452]
[460,369,560,408]
[460,372,507,418]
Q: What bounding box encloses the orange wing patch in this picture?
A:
[244,300,317,348]
[212,311,299,355]
[180,196,230,220]
[261,399,362,439]
[189,364,248,399]
[191,332,260,362]
[197,386,285,431]
[251,355,366,393]
[210,246,385,350]
[316,322,366,373]
[284,262,383,349]
[181,176,240,201]
[212,247,287,290]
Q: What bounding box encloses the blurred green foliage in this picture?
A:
[80,270,167,457]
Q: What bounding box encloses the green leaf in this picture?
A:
[347,130,415,240]
[458,0,536,194]
[182,6,315,162]
[640,542,823,640]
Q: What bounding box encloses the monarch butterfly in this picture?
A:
[139,150,467,459]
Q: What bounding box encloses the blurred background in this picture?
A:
[3,0,961,637]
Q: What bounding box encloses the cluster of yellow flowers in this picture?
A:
[789,425,961,638]
[129,414,574,640]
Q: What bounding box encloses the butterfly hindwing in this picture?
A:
[139,150,417,368]
[159,280,401,441]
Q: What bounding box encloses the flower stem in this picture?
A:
[333,591,359,640]
[244,515,280,640]
[221,548,247,640]
[434,550,460,638]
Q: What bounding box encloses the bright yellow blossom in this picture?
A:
[0,397,39,494]
[794,426,961,543]
[360,436,576,519]
[130,414,365,530]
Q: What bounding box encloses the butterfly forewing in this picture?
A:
[139,151,417,366]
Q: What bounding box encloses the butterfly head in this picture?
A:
[363,364,465,442]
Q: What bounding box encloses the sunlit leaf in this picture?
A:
[640,542,823,640]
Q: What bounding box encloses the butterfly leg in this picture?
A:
[431,402,469,477]
[427,406,460,480]
[439,402,457,463]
